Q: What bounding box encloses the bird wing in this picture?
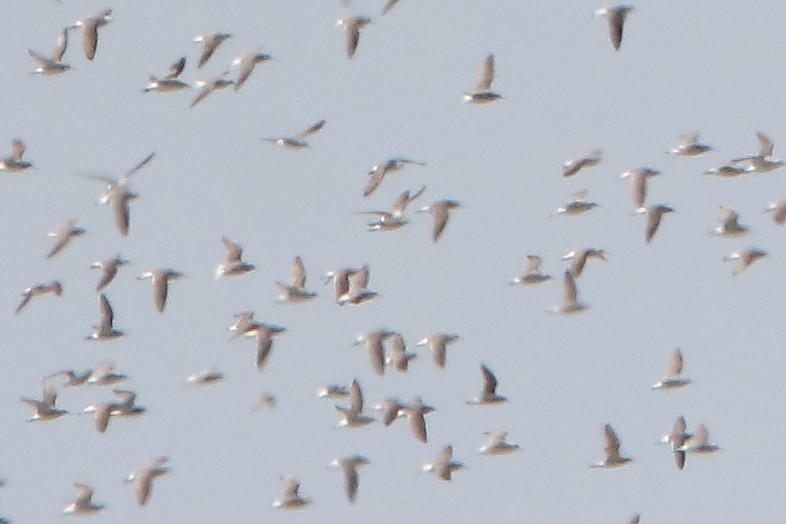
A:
[475,54,495,91]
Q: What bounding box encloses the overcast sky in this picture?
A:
[2,0,786,522]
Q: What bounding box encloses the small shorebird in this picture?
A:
[47,219,85,259]
[354,329,395,376]
[644,204,674,243]
[337,264,379,305]
[144,56,189,93]
[277,256,317,303]
[48,368,92,388]
[556,189,599,216]
[667,133,712,157]
[723,248,767,276]
[562,248,606,277]
[651,348,691,390]
[138,268,184,313]
[563,150,602,178]
[29,28,72,75]
[479,431,519,455]
[193,32,232,68]
[591,424,632,469]
[0,139,34,172]
[63,483,104,516]
[190,71,235,108]
[510,255,551,285]
[86,362,128,386]
[89,152,155,236]
[232,47,272,90]
[364,158,426,197]
[237,321,287,370]
[416,333,459,368]
[337,17,371,58]
[91,255,129,291]
[329,455,369,504]
[85,294,124,341]
[82,389,145,433]
[262,120,326,150]
[386,333,416,372]
[704,163,751,178]
[549,270,587,314]
[766,199,786,225]
[594,5,634,51]
[362,185,426,232]
[215,237,255,278]
[273,476,310,510]
[620,167,659,213]
[677,424,720,455]
[659,416,691,471]
[21,382,68,421]
[401,397,429,443]
[186,368,224,386]
[70,9,112,60]
[15,280,62,313]
[422,446,463,481]
[467,364,507,405]
[463,54,503,104]
[335,379,374,428]
[419,199,461,242]
[732,131,785,173]
[126,457,170,506]
[316,384,351,400]
[713,206,748,237]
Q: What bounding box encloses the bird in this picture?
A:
[416,333,459,368]
[261,120,326,150]
[479,431,520,455]
[422,446,464,481]
[354,329,395,376]
[766,199,786,225]
[620,167,659,213]
[137,268,184,313]
[373,398,406,427]
[273,476,310,510]
[186,368,224,386]
[704,163,752,178]
[193,32,232,68]
[386,333,417,372]
[562,248,606,277]
[659,416,691,471]
[677,424,720,455]
[591,424,632,468]
[337,264,379,306]
[651,348,691,390]
[91,255,129,291]
[190,71,235,108]
[335,379,375,428]
[70,9,112,60]
[419,199,461,242]
[731,131,785,173]
[232,47,272,90]
[0,139,34,172]
[144,56,189,93]
[467,363,507,405]
[510,255,551,285]
[563,150,602,178]
[713,206,748,237]
[86,362,128,386]
[82,389,145,433]
[63,483,104,516]
[329,455,369,503]
[89,152,155,236]
[215,237,255,278]
[337,17,371,58]
[237,321,287,370]
[316,384,351,400]
[549,270,587,314]
[21,382,68,421]
[401,397,429,443]
[126,457,170,506]
[723,248,767,276]
[47,219,85,259]
[363,158,426,197]
[644,204,674,243]
[382,0,401,15]
[276,256,317,303]
[556,189,599,216]
[85,294,124,341]
[47,368,92,388]
[362,185,427,232]
[667,133,712,157]
[29,28,72,75]
[594,5,634,50]
[15,280,62,314]
[463,54,503,104]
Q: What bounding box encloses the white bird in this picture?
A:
[190,71,235,108]
[731,131,785,173]
[704,163,752,178]
[659,416,690,471]
[362,186,426,232]
[766,199,786,225]
[401,397,429,443]
[463,54,503,104]
[187,368,224,386]
[562,248,606,277]
[644,204,675,243]
[86,361,128,386]
[418,199,461,242]
[591,424,632,469]
[386,333,417,372]
[556,189,599,216]
[276,256,317,303]
[651,348,691,390]
[354,329,395,376]
[0,138,34,172]
[21,382,68,421]
[713,206,748,237]
[335,379,375,428]
[620,167,659,213]
[144,56,189,93]
[91,255,129,291]
[467,364,507,405]
[677,424,720,455]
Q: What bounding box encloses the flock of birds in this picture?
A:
[4,1,782,522]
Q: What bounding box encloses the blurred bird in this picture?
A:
[364,158,426,197]
[335,379,374,428]
[422,446,464,481]
[594,5,634,50]
[510,255,551,285]
[386,333,417,372]
[85,294,124,341]
[70,9,112,60]
[86,361,128,386]
[732,132,785,173]
[193,32,232,68]
[215,237,255,278]
[704,163,751,178]
[651,348,691,390]
[677,424,720,455]
[186,368,224,386]
[620,167,659,213]
[659,416,691,471]
[644,204,675,243]
[766,199,786,225]
[190,71,234,108]
[416,333,459,368]
[15,280,62,314]
[144,56,189,93]
[713,206,748,237]
[261,120,326,150]
[337,17,371,58]
[556,189,599,216]
[467,363,507,405]
[47,219,85,259]
[463,54,503,104]
[329,455,369,503]
[126,457,170,507]
[401,397,429,443]
[723,248,766,276]
[419,199,461,242]
[232,47,272,90]
[362,185,426,232]
[548,270,587,314]
[138,268,184,313]
[479,431,520,455]
[667,133,712,157]
[0,139,34,172]
[63,483,104,516]
[273,476,310,510]
[354,329,395,376]
[21,381,68,421]
[91,255,129,291]
[591,424,632,468]
[29,28,72,75]
[276,256,317,303]
[563,150,602,178]
[562,248,606,277]
[88,152,155,236]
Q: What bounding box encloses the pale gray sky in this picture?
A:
[2,0,786,522]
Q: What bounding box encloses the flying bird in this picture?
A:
[723,248,767,276]
[562,248,606,277]
[63,483,104,516]
[144,56,189,93]
[70,9,112,60]
[594,5,634,51]
[47,219,85,259]
[276,256,317,303]
[422,446,464,481]
[479,431,520,455]
[126,457,170,506]
[329,455,369,503]
[0,139,34,172]
[190,71,235,108]
[363,158,426,197]
[232,47,272,90]
[337,17,371,58]
[463,54,503,104]
[467,363,507,405]
[591,424,632,469]
[418,199,461,242]
[215,237,255,278]
[651,348,691,390]
[193,32,232,68]
[85,294,124,341]
[138,268,184,313]
[510,255,551,285]
[563,150,602,178]
[261,120,326,150]
[273,476,310,510]
[644,204,674,243]
[29,28,72,75]
[91,255,129,291]
[416,333,459,368]
[667,133,712,157]
[548,270,588,314]
[15,280,62,314]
